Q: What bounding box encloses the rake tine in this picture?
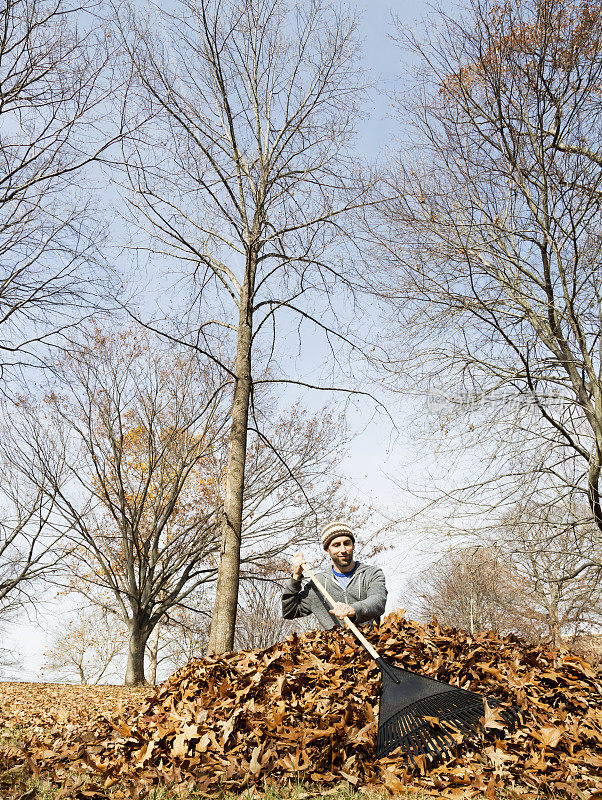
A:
[488,700,521,727]
[399,715,423,763]
[405,711,445,762]
[399,736,418,768]
[458,700,514,734]
[405,744,419,769]
[432,733,453,760]
[404,734,420,763]
[408,715,438,761]
[430,727,456,761]
[399,713,421,754]
[428,729,449,760]
[421,728,448,761]
[394,723,419,768]
[398,714,419,757]
[419,698,467,750]
[407,713,437,760]
[419,714,460,754]
[408,733,430,766]
[505,707,521,727]
[442,715,478,739]
[400,720,417,757]
[378,718,413,763]
[417,717,448,761]
[447,702,486,727]
[382,718,395,750]
[440,710,474,735]
[392,718,405,752]
[453,710,485,736]
[395,718,407,750]
[430,725,457,755]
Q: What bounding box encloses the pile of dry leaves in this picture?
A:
[1,611,601,798]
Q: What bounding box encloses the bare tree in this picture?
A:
[0,627,21,678]
[0,0,122,392]
[6,324,361,683]
[0,651,20,677]
[406,545,515,635]
[0,406,73,615]
[115,0,369,652]
[497,501,602,647]
[367,0,602,576]
[107,399,360,679]
[41,605,127,684]
[0,0,126,620]
[408,517,602,646]
[105,400,360,680]
[0,467,59,614]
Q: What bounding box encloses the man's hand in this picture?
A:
[291,552,305,580]
[329,602,356,620]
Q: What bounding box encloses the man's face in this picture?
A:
[327,535,355,572]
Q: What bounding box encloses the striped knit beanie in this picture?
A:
[321,520,355,551]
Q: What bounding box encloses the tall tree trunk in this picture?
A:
[469,589,475,635]
[208,258,255,654]
[548,584,562,649]
[147,620,161,685]
[125,617,149,686]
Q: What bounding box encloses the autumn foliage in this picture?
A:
[0,611,600,798]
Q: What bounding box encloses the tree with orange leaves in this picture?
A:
[14,326,228,685]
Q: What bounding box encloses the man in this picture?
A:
[282,520,387,629]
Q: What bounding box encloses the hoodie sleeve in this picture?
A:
[351,568,387,624]
[282,576,314,620]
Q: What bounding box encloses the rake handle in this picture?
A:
[303,565,381,661]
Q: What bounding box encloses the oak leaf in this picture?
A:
[480,701,506,731]
[535,726,563,748]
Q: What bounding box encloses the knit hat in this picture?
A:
[321,520,355,551]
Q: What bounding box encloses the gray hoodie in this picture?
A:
[281,561,387,630]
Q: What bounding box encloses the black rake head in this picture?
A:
[374,657,521,765]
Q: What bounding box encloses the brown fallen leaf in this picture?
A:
[249,745,262,775]
[484,776,496,800]
[381,768,405,795]
[16,790,37,800]
[171,732,189,759]
[480,701,506,731]
[534,726,563,749]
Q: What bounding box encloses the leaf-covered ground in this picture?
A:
[0,611,601,799]
[0,683,150,734]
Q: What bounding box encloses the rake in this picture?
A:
[303,566,521,766]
